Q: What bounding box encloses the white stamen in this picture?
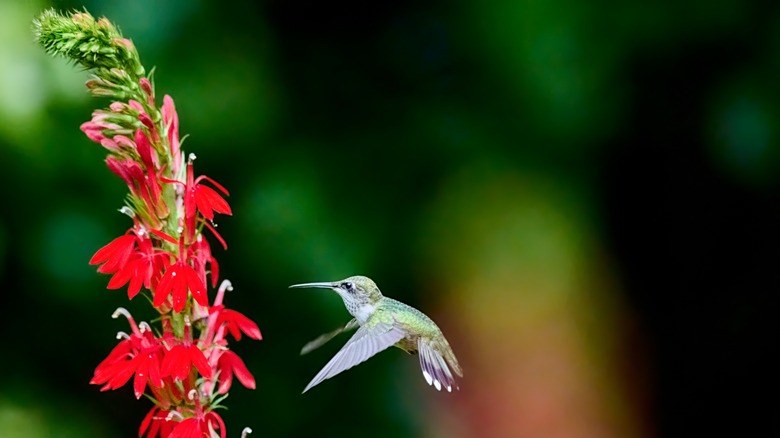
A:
[138,322,151,333]
[423,370,433,386]
[112,307,131,320]
[177,225,183,235]
[137,226,147,237]
[116,331,130,340]
[118,206,135,218]
[241,428,253,438]
[434,379,442,391]
[447,385,452,393]
[187,389,198,400]
[189,153,197,161]
[219,280,233,294]
[166,411,184,421]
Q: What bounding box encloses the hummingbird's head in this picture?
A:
[289,275,383,323]
[335,275,382,302]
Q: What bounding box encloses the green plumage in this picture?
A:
[291,276,463,392]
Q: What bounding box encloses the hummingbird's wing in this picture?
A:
[300,318,358,355]
[302,321,406,393]
[418,338,459,392]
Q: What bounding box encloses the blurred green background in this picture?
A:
[2,0,780,436]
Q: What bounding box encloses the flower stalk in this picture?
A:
[34,9,261,438]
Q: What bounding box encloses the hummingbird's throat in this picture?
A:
[346,301,376,324]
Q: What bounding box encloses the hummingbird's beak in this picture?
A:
[288,282,337,290]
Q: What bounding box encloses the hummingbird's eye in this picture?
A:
[342,282,353,292]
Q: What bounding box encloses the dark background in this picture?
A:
[1,0,779,436]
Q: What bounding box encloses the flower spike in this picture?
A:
[36,9,261,436]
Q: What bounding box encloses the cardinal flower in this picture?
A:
[216,350,255,393]
[36,9,259,437]
[154,252,208,312]
[212,306,263,341]
[90,309,164,399]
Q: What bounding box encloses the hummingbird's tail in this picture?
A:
[418,336,462,392]
[439,336,463,378]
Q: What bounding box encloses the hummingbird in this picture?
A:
[290,275,463,393]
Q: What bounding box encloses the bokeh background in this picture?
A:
[1,0,779,436]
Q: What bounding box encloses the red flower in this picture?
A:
[169,411,225,438]
[143,390,226,438]
[90,234,136,274]
[90,339,136,392]
[56,39,262,436]
[90,309,164,399]
[117,231,169,299]
[194,181,231,221]
[154,258,207,312]
[139,407,176,438]
[92,230,170,300]
[190,234,219,289]
[185,161,232,223]
[212,306,262,341]
[161,342,213,381]
[216,350,255,394]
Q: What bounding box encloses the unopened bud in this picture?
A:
[140,78,153,96]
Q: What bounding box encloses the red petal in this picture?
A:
[107,261,134,290]
[105,362,135,390]
[93,339,133,372]
[196,185,232,217]
[184,186,197,221]
[90,234,135,270]
[188,345,213,379]
[209,256,220,288]
[149,229,178,245]
[132,356,147,399]
[207,411,227,438]
[135,129,155,170]
[225,350,255,390]
[148,352,163,388]
[139,407,157,436]
[159,348,175,378]
[171,270,188,313]
[161,345,189,381]
[153,267,174,308]
[150,257,168,291]
[90,365,113,385]
[216,356,233,394]
[127,260,145,299]
[204,221,228,250]
[195,188,214,220]
[184,264,207,307]
[195,175,230,196]
[222,309,262,341]
[169,418,199,438]
[226,320,241,341]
